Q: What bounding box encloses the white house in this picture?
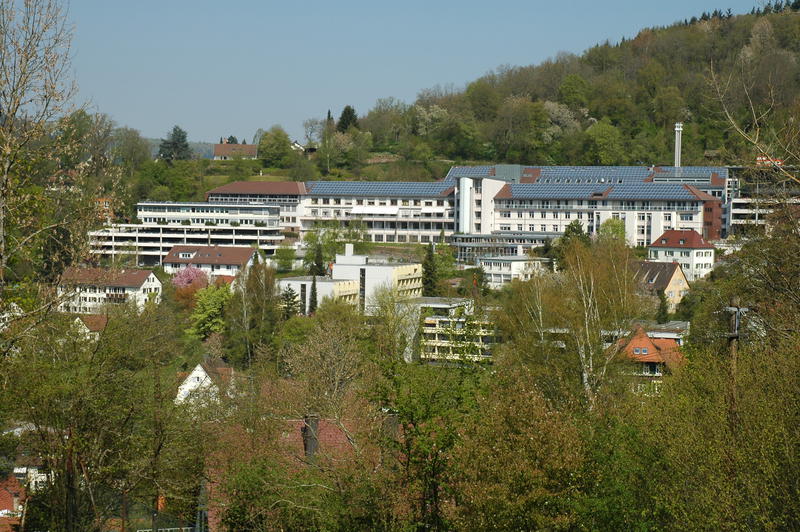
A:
[477,256,553,289]
[162,245,256,279]
[58,267,161,314]
[73,315,108,340]
[647,229,715,281]
[175,359,235,404]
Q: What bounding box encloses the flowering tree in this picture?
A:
[171,266,207,288]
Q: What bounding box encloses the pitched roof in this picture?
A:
[212,143,258,158]
[494,182,710,201]
[77,314,108,332]
[446,165,728,184]
[621,326,684,367]
[163,245,256,267]
[61,267,154,288]
[649,229,714,249]
[200,358,235,389]
[206,180,306,197]
[632,261,684,292]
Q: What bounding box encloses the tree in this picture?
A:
[113,127,151,177]
[274,245,296,272]
[585,119,626,165]
[597,218,627,244]
[158,125,191,162]
[309,243,326,276]
[422,243,439,296]
[189,284,232,339]
[227,135,238,144]
[308,275,318,314]
[257,125,293,168]
[552,220,590,269]
[279,286,301,320]
[656,290,670,323]
[0,0,99,346]
[226,260,280,367]
[558,74,591,109]
[337,105,359,132]
[171,265,208,288]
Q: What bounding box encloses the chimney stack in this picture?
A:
[302,414,319,458]
[674,122,683,168]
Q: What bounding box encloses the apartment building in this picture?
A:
[330,244,423,313]
[647,229,715,281]
[89,201,283,266]
[58,267,162,314]
[408,297,496,363]
[206,181,306,232]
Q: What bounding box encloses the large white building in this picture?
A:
[277,276,359,314]
[90,201,283,266]
[90,165,730,266]
[58,267,162,314]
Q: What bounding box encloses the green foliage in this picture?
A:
[656,290,670,323]
[597,218,626,243]
[308,275,318,314]
[279,286,301,320]
[158,125,191,162]
[274,245,296,272]
[337,105,359,132]
[189,284,232,339]
[257,125,293,168]
[225,262,280,367]
[421,242,438,296]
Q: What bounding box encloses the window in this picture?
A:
[634,348,640,354]
[540,225,546,232]
[641,348,648,354]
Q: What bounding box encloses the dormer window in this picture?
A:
[641,348,648,354]
[661,239,667,244]
[179,252,194,259]
[679,239,685,245]
[634,348,640,354]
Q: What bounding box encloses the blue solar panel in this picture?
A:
[506,183,703,200]
[307,181,453,197]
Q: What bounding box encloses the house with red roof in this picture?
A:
[212,142,258,160]
[58,267,162,314]
[647,229,716,281]
[162,245,256,279]
[175,358,236,404]
[619,326,684,394]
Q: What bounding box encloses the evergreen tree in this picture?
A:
[280,286,301,320]
[422,242,439,296]
[158,125,191,162]
[309,243,326,276]
[656,290,670,323]
[308,275,318,314]
[337,105,359,132]
[227,135,238,144]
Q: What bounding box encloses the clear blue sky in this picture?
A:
[68,0,758,143]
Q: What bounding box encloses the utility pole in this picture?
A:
[724,296,748,429]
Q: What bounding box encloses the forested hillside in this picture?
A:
[351,6,800,167]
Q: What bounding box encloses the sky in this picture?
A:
[67,1,760,143]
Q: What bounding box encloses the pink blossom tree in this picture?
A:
[171,266,208,288]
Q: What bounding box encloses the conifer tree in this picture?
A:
[158,125,191,162]
[308,275,318,314]
[309,244,326,276]
[656,291,670,323]
[337,105,359,132]
[422,242,439,296]
[280,286,301,320]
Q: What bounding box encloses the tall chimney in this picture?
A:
[674,122,683,168]
[302,414,319,458]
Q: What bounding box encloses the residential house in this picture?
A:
[632,260,689,312]
[619,326,684,395]
[162,245,256,279]
[0,473,24,530]
[74,314,109,340]
[212,142,258,160]
[648,229,715,281]
[58,267,161,314]
[175,358,235,404]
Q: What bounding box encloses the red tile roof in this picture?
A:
[77,314,108,332]
[212,143,258,158]
[683,184,717,201]
[649,229,714,249]
[163,245,256,267]
[621,327,684,367]
[61,267,154,288]
[0,474,24,515]
[494,184,512,199]
[206,180,306,197]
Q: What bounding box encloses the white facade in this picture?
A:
[58,271,161,314]
[478,256,554,289]
[175,361,234,404]
[161,246,256,278]
[90,201,283,266]
[330,244,423,313]
[648,247,714,282]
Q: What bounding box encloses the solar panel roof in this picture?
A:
[504,183,702,200]
[446,165,728,183]
[307,181,453,197]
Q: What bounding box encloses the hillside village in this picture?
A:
[1,1,800,531]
